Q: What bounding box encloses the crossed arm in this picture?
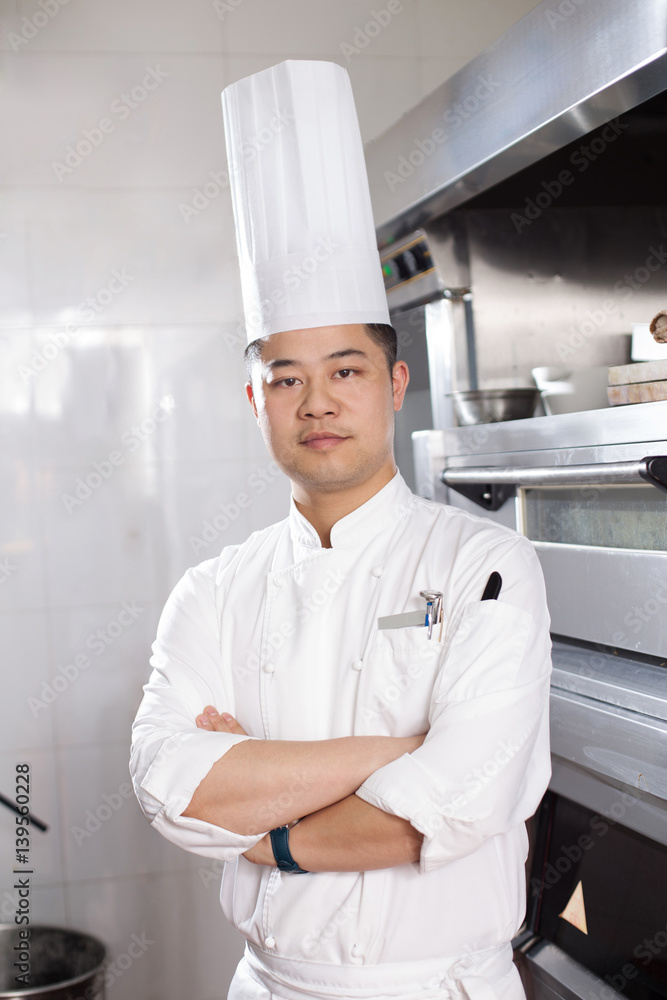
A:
[181,706,425,872]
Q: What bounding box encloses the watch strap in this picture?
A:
[269,824,309,873]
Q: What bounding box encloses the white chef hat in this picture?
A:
[221,60,390,343]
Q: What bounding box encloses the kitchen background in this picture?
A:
[0,1,542,998]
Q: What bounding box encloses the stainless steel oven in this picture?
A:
[414,403,667,1000]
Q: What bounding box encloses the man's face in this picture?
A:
[245,324,409,494]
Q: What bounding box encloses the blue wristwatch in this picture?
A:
[269,824,309,873]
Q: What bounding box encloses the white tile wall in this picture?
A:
[0,53,228,189]
[0,1,540,996]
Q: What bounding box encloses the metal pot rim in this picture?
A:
[0,924,106,998]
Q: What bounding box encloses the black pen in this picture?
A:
[481,572,502,601]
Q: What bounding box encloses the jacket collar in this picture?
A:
[288,471,414,554]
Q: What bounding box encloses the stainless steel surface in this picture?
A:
[551,640,667,723]
[524,941,624,1000]
[550,687,667,801]
[0,925,106,999]
[550,756,667,848]
[430,410,667,654]
[448,207,667,388]
[367,0,667,244]
[442,457,662,487]
[412,429,449,503]
[448,388,540,425]
[535,543,667,657]
[424,298,457,431]
[392,306,433,492]
[441,401,667,457]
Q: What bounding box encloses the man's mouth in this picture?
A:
[300,432,349,450]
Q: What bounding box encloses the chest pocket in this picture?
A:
[358,625,443,737]
[433,600,533,705]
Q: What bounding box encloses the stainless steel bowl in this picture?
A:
[448,388,541,425]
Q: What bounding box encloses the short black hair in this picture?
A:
[244,323,397,380]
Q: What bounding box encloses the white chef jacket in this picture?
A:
[130,472,552,999]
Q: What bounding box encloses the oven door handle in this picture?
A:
[441,455,667,511]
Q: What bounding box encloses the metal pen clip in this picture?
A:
[419,590,443,640]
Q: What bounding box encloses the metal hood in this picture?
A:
[366,0,667,248]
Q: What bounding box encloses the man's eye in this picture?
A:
[277,377,300,387]
[334,368,355,379]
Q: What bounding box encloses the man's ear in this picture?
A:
[391,360,410,412]
[245,381,259,421]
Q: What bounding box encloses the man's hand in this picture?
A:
[196,706,277,865]
[186,704,427,848]
[195,706,248,735]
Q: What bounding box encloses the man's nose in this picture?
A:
[298,379,339,420]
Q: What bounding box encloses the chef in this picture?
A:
[130,60,552,1000]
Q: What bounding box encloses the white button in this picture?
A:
[264,662,275,674]
[371,566,383,578]
[265,935,276,949]
[273,576,284,587]
[351,944,363,958]
[352,659,363,671]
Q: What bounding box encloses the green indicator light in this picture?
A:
[382,264,393,277]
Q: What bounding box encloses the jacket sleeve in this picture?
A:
[129,560,268,860]
[355,536,552,874]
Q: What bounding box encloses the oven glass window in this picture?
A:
[530,792,667,1000]
[521,485,667,550]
